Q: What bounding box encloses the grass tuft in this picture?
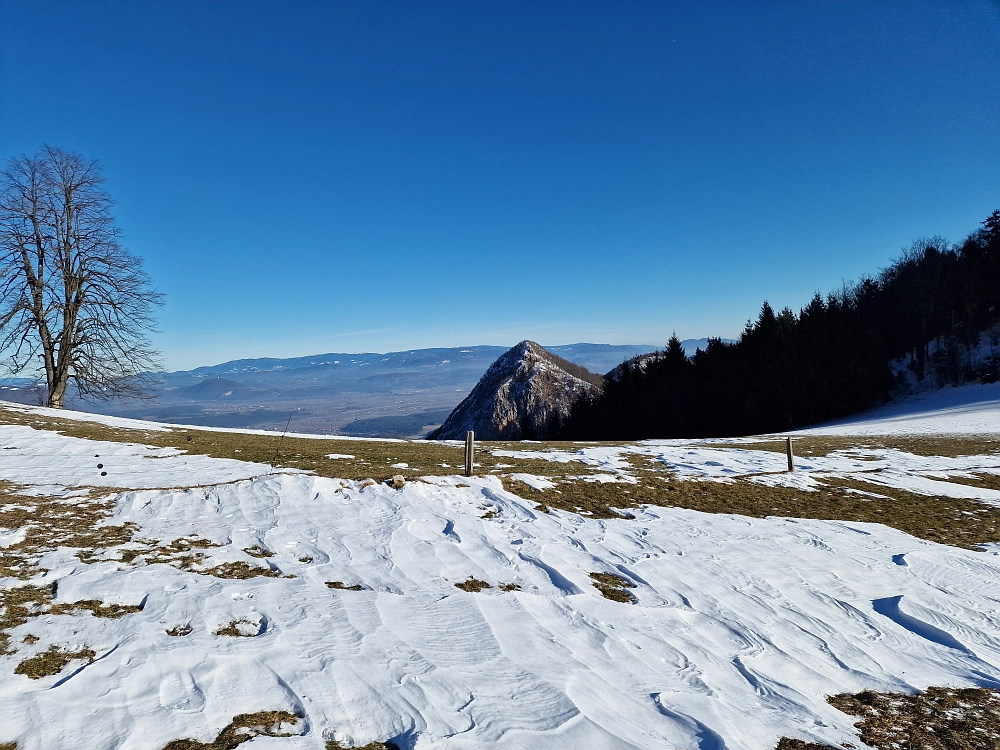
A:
[325,581,365,591]
[201,561,283,579]
[774,739,841,749]
[828,686,1000,750]
[214,619,260,638]
[166,624,193,637]
[589,572,637,603]
[242,545,274,558]
[14,645,95,679]
[325,741,400,750]
[50,599,143,619]
[162,710,301,749]
[454,578,491,593]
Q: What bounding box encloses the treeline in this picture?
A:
[555,210,1000,439]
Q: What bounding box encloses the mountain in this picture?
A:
[428,341,602,440]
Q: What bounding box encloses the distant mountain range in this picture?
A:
[0,340,729,437]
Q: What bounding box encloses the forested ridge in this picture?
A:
[556,210,1000,439]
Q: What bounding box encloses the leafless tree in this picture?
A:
[0,146,162,408]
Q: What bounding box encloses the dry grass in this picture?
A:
[724,435,1000,459]
[0,742,16,750]
[203,561,283,579]
[0,585,52,654]
[775,740,843,750]
[589,572,636,603]
[325,741,400,750]
[214,619,260,638]
[49,599,143,619]
[325,581,365,591]
[0,581,142,655]
[501,470,1000,549]
[242,545,275,558]
[14,644,95,679]
[161,710,301,750]
[499,582,521,592]
[100,536,285,580]
[776,686,1000,750]
[829,686,1000,750]
[454,578,491,593]
[166,624,193,637]
[0,479,137,581]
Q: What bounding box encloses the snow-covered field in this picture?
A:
[1,402,999,749]
[795,380,1000,436]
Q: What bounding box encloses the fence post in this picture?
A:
[786,436,795,472]
[465,431,475,477]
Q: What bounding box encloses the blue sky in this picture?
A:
[2,1,998,370]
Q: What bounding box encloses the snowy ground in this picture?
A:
[0,403,999,749]
[794,380,1000,436]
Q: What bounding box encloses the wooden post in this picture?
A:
[465,431,475,477]
[786,436,794,472]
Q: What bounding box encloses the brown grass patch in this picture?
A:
[505,470,1000,549]
[499,582,521,592]
[454,578,491,593]
[589,572,636,603]
[201,561,283,580]
[108,536,285,580]
[0,742,16,750]
[49,599,143,619]
[14,644,95,679]
[325,581,364,591]
[0,581,144,656]
[326,741,400,750]
[162,710,301,749]
[774,740,840,750]
[828,686,1000,750]
[242,545,274,558]
[0,585,51,654]
[725,435,1000,459]
[166,624,193,636]
[214,619,260,637]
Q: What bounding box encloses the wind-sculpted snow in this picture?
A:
[1,426,1000,748]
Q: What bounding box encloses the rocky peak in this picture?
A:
[427,341,602,440]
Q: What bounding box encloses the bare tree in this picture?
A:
[0,146,162,408]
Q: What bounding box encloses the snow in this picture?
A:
[794,381,1000,436]
[1,408,1000,748]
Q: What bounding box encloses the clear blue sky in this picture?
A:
[2,1,998,370]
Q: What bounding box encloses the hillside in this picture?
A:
[0,400,999,748]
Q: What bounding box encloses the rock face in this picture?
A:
[428,341,603,440]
